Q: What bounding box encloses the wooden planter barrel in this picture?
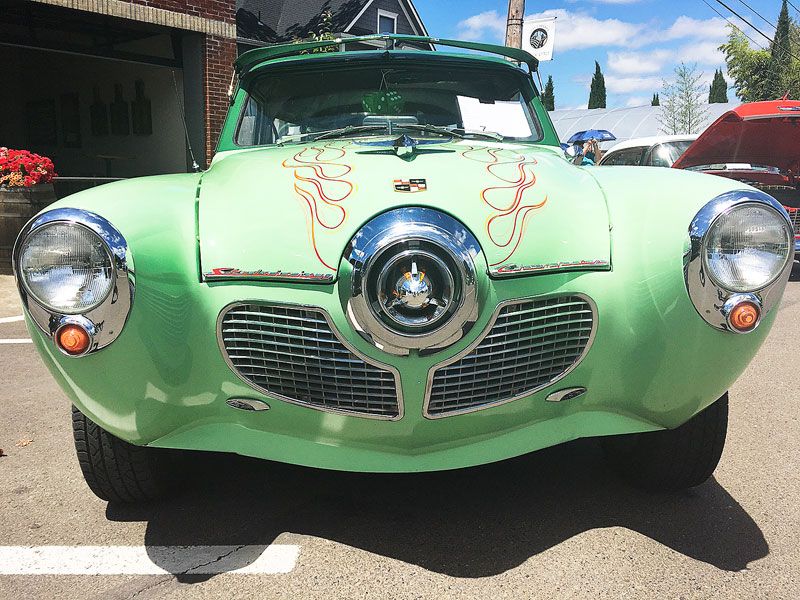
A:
[0,184,57,270]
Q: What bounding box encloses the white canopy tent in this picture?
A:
[549,103,736,148]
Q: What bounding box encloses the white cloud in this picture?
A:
[607,40,725,79]
[607,49,670,75]
[455,10,506,42]
[663,16,728,41]
[526,9,647,51]
[606,75,663,93]
[676,41,725,66]
[625,96,650,107]
[456,10,733,57]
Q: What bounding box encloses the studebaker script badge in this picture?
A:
[204,267,334,282]
[491,259,611,277]
[394,178,427,193]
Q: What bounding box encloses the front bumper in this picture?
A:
[28,257,774,473]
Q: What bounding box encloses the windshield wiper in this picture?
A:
[399,124,504,142]
[279,125,389,144]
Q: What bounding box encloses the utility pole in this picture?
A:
[505,0,525,48]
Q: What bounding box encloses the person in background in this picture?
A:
[572,138,600,166]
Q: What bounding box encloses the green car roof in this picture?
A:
[235,34,540,76]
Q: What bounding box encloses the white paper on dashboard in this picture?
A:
[457,97,532,138]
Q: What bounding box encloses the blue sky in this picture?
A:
[413,0,787,109]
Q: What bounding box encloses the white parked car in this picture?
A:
[599,135,698,167]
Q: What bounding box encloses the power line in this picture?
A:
[715,0,800,63]
[736,0,776,30]
[701,0,767,50]
[715,0,773,44]
[788,0,800,18]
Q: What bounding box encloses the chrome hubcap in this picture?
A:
[345,207,483,356]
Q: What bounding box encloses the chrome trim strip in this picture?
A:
[684,190,794,332]
[423,293,598,419]
[12,208,134,355]
[216,301,405,421]
[226,398,271,411]
[489,259,611,278]
[546,387,587,403]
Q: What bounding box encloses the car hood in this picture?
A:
[198,140,611,282]
[672,100,800,175]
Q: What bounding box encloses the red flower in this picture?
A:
[0,148,56,188]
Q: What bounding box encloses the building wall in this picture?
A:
[28,0,238,162]
[138,0,238,160]
[204,35,238,158]
[129,0,235,22]
[353,0,419,36]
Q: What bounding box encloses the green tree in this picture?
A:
[651,93,660,106]
[721,1,800,101]
[708,69,729,103]
[588,62,607,109]
[767,0,793,98]
[541,75,555,111]
[298,9,337,53]
[659,63,709,135]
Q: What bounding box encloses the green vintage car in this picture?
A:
[13,35,795,503]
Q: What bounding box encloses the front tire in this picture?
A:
[603,393,728,491]
[72,406,178,502]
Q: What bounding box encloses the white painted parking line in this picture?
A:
[0,315,24,324]
[0,545,300,575]
[0,339,32,344]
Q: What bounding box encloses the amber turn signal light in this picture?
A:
[728,301,760,333]
[57,324,91,355]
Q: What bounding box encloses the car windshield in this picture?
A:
[235,60,544,146]
[648,140,695,167]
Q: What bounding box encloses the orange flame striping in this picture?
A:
[461,146,549,266]
[282,143,354,271]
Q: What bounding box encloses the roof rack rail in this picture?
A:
[234,34,539,76]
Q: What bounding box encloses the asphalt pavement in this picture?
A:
[1,269,799,599]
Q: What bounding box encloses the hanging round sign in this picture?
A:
[530,28,548,49]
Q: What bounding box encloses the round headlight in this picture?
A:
[703,204,792,292]
[18,222,114,314]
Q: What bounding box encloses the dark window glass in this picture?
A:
[602,147,646,166]
[379,15,396,34]
[235,61,544,146]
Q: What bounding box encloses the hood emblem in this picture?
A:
[394,178,427,193]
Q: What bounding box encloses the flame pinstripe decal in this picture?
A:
[461,146,548,266]
[282,143,354,271]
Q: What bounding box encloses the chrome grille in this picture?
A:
[219,304,401,418]
[788,208,800,236]
[426,296,595,417]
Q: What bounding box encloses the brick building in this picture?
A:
[0,0,428,193]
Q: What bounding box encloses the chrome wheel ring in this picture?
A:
[345,207,483,355]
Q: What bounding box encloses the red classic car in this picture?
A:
[673,100,800,257]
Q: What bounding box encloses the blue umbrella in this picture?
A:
[567,129,617,144]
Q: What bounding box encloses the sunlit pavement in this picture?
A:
[1,268,799,599]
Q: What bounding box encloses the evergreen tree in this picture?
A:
[651,93,660,106]
[766,0,792,98]
[588,62,607,109]
[708,70,729,103]
[541,75,555,111]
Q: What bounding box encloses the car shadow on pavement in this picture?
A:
[106,438,768,580]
